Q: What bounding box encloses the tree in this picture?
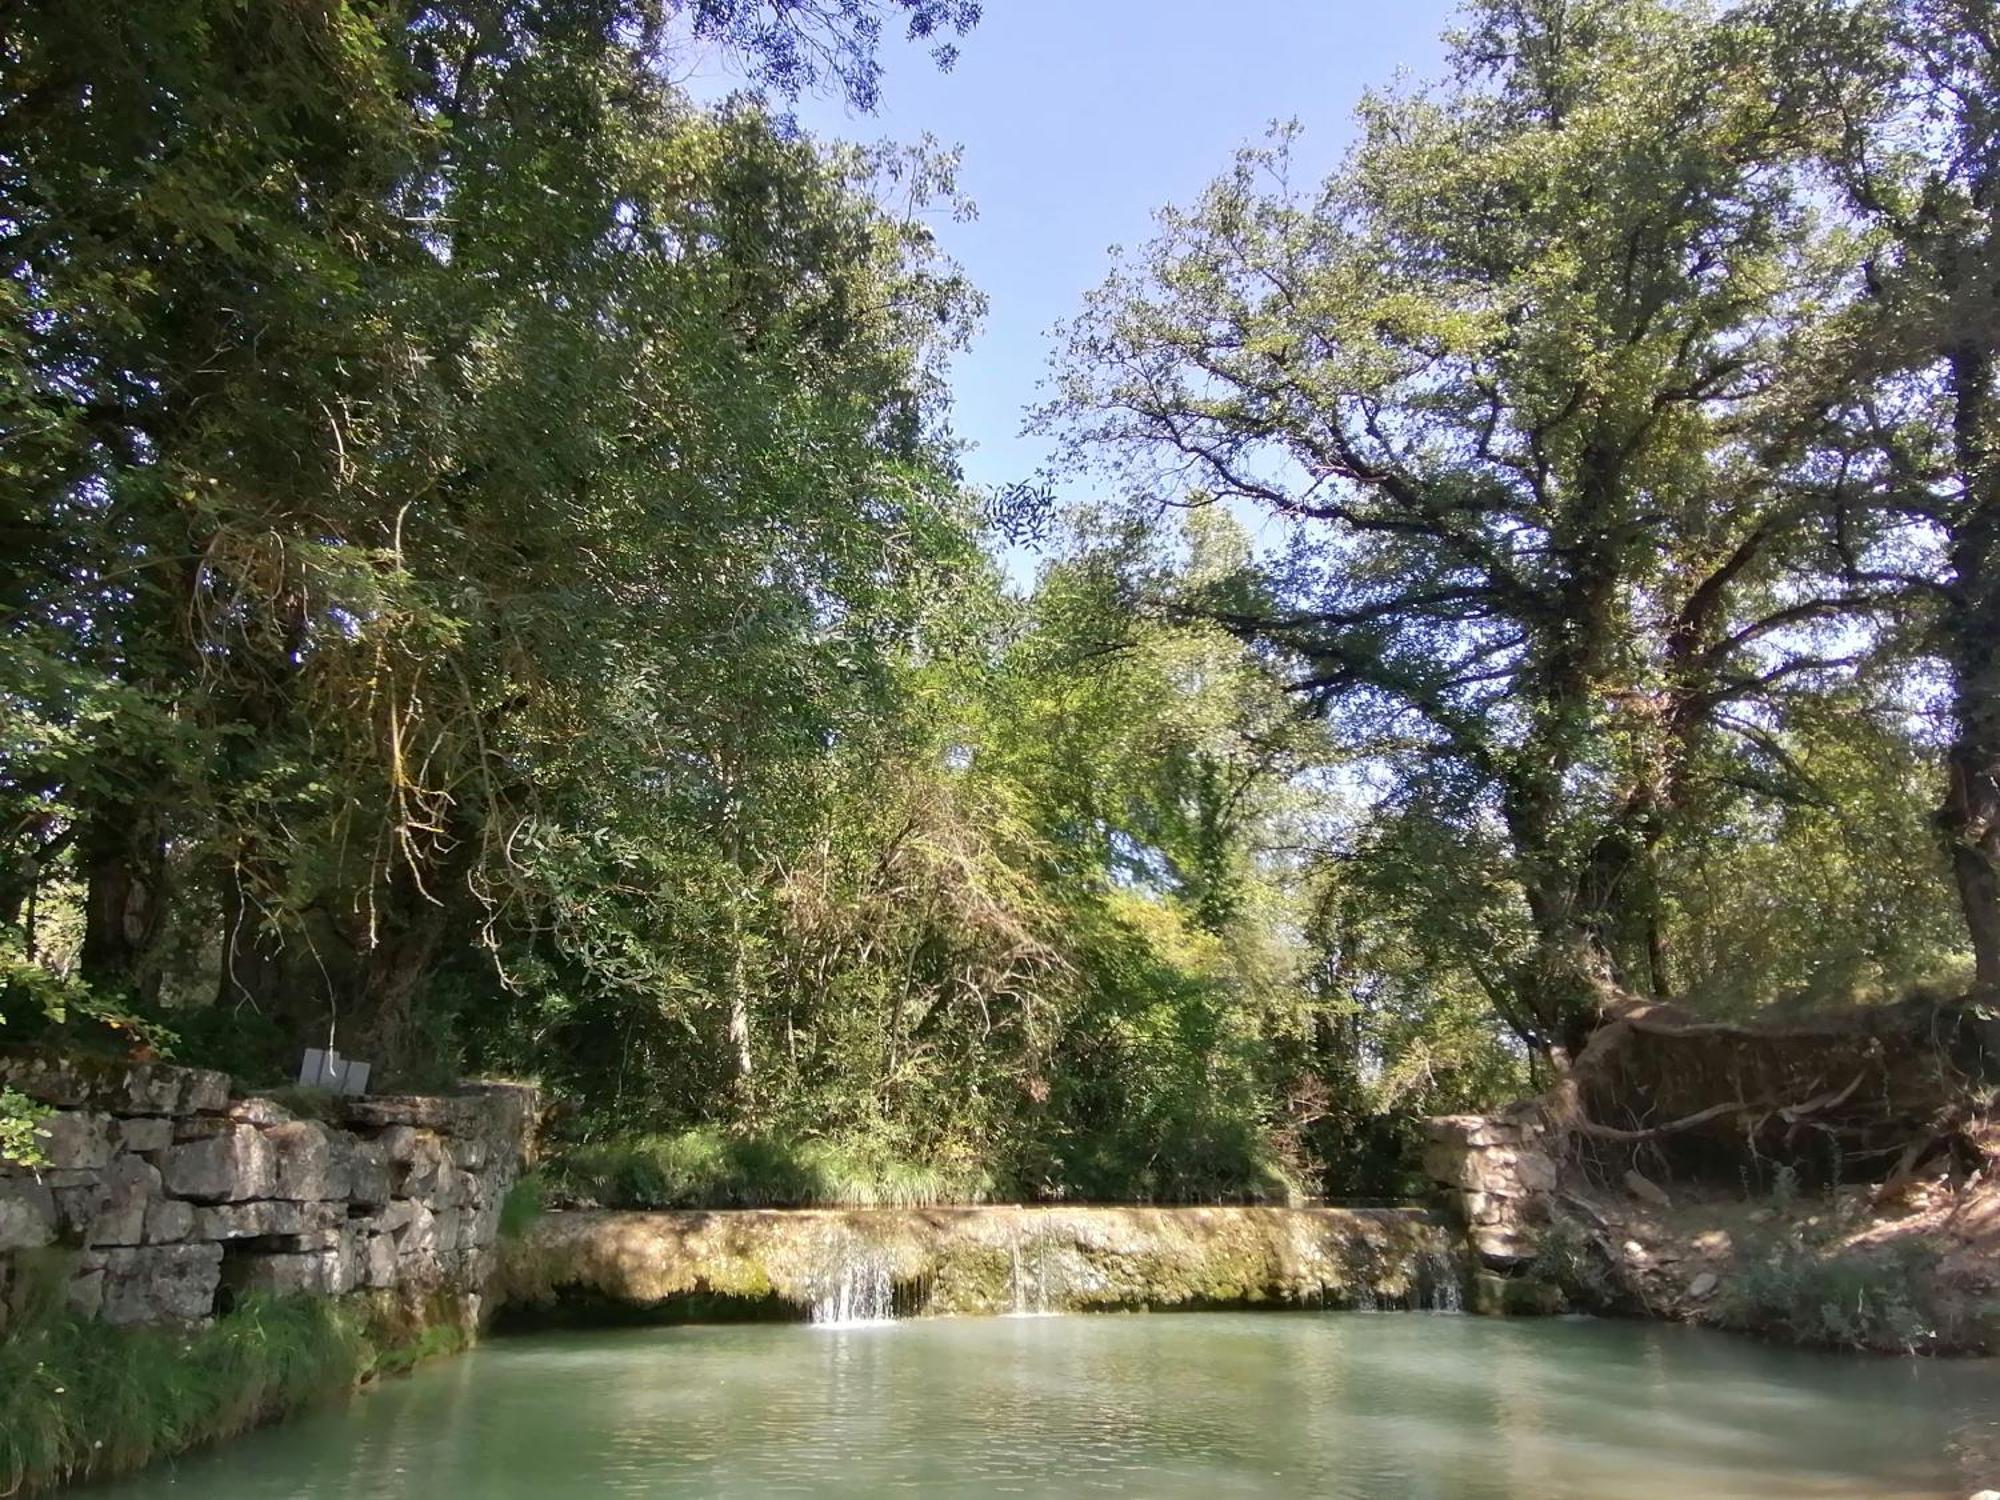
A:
[1779,0,2000,988]
[0,0,986,1071]
[1043,0,1878,1050]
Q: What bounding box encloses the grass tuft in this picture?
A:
[0,1262,470,1496]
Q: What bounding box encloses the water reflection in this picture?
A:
[97,1314,2000,1499]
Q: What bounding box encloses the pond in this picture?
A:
[96,1313,2000,1499]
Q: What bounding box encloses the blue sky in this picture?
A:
[691,1,1458,505]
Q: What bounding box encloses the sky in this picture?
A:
[687,0,1458,507]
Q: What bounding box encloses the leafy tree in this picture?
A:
[1776,0,2000,988]
[1042,0,1888,1050]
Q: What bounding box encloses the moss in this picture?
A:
[0,1265,478,1497]
[501,1206,1462,1321]
[1470,1271,1566,1316]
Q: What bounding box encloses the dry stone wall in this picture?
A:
[1421,1107,1558,1270]
[0,1052,536,1329]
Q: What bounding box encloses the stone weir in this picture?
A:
[500,1204,1465,1323]
[0,1051,537,1330]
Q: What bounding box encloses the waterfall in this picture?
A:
[1417,1247,1466,1313]
[807,1250,896,1326]
[1005,1228,1063,1316]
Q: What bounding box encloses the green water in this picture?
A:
[94,1314,2000,1498]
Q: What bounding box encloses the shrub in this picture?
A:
[548,1128,995,1209]
[1719,1239,1937,1353]
[499,1171,547,1240]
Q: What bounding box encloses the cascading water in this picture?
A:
[1005,1229,1064,1316]
[807,1250,896,1326]
[1416,1247,1466,1313]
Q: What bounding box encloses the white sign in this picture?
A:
[298,1047,372,1096]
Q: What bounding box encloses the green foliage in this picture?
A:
[551,1129,994,1210]
[0,1086,48,1168]
[1720,1240,1938,1354]
[0,1267,468,1496]
[6,0,1991,1217]
[498,1172,547,1241]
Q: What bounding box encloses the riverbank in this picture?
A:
[0,1281,477,1495]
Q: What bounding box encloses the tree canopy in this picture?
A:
[2,0,1994,1203]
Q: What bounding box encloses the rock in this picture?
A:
[145,1197,195,1244]
[362,1233,398,1289]
[116,1117,174,1153]
[0,1053,95,1107]
[1471,1270,1565,1316]
[1688,1271,1719,1299]
[38,1110,113,1171]
[0,1176,57,1251]
[193,1198,339,1240]
[1472,1223,1539,1266]
[85,1155,161,1247]
[119,1063,229,1117]
[346,1096,454,1131]
[223,1240,360,1298]
[385,1129,444,1197]
[348,1141,390,1206]
[88,1243,223,1325]
[1623,1169,1673,1209]
[66,1268,106,1319]
[1513,1151,1559,1193]
[367,1197,418,1236]
[1423,1114,1526,1149]
[52,1181,108,1236]
[164,1124,276,1202]
[398,1200,438,1259]
[268,1120,350,1201]
[224,1097,294,1127]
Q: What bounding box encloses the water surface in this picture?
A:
[99,1314,2000,1498]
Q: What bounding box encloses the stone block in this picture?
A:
[1,1053,95,1106]
[1513,1150,1559,1194]
[398,1200,437,1259]
[145,1197,195,1243]
[386,1129,444,1197]
[117,1116,175,1153]
[349,1141,390,1206]
[268,1120,351,1201]
[0,1175,57,1251]
[67,1268,106,1319]
[223,1239,360,1298]
[366,1197,418,1236]
[39,1110,114,1171]
[347,1096,454,1131]
[225,1097,294,1127]
[85,1154,161,1247]
[88,1243,223,1325]
[53,1181,109,1236]
[164,1124,275,1202]
[362,1233,398,1289]
[193,1198,339,1240]
[1472,1223,1541,1267]
[117,1062,227,1116]
[1422,1114,1522,1149]
[1423,1142,1518,1194]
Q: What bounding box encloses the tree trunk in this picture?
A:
[77,801,164,994]
[1945,343,2000,990]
